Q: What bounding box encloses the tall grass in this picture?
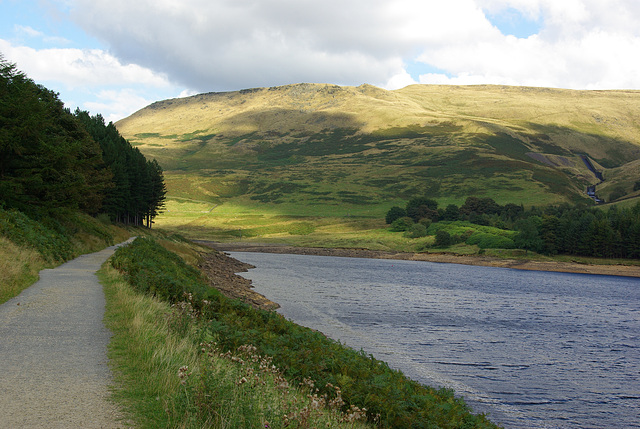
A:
[0,236,44,303]
[108,236,499,428]
[100,265,201,427]
[0,207,129,304]
[100,262,372,429]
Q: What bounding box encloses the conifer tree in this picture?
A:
[0,55,110,214]
[74,109,166,227]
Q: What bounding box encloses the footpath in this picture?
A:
[0,239,133,429]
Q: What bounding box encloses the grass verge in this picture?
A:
[100,254,373,428]
[104,236,500,428]
[0,236,44,303]
[0,208,129,304]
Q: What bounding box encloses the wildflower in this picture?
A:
[178,365,190,386]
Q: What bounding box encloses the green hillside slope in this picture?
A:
[116,83,640,240]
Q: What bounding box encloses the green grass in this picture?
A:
[131,125,590,243]
[0,208,129,304]
[102,240,375,429]
[116,84,640,250]
[0,236,44,304]
[106,236,499,428]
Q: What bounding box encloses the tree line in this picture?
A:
[0,55,165,227]
[386,196,640,259]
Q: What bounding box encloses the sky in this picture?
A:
[2,0,640,122]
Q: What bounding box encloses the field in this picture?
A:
[116,84,640,245]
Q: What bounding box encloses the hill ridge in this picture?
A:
[116,83,640,219]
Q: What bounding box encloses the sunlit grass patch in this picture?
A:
[0,236,44,304]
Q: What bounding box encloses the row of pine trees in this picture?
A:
[0,55,166,226]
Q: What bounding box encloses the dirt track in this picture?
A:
[0,240,133,428]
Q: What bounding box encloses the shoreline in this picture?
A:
[198,247,280,311]
[198,241,640,278]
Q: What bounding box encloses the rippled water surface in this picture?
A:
[230,252,640,428]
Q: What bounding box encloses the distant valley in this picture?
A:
[115,83,640,240]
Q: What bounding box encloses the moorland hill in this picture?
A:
[116,84,640,226]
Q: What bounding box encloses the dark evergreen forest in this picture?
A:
[0,55,165,227]
[387,197,640,259]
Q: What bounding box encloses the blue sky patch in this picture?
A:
[405,60,451,82]
[0,0,103,50]
[484,7,542,39]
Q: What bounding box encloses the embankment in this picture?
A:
[199,249,280,310]
[200,241,640,278]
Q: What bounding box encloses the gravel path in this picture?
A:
[0,239,133,428]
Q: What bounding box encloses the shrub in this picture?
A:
[442,204,460,221]
[418,218,432,229]
[405,223,428,238]
[466,232,516,249]
[96,213,112,225]
[390,216,414,232]
[434,230,452,247]
[406,197,439,222]
[385,206,406,224]
[0,208,73,262]
[110,237,210,303]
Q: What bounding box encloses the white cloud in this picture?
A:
[385,70,418,91]
[83,89,154,123]
[178,89,199,98]
[67,0,500,91]
[62,0,640,92]
[0,39,171,88]
[13,24,72,46]
[5,0,640,125]
[0,38,186,120]
[415,0,640,89]
[14,25,44,39]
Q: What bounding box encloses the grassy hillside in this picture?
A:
[0,208,129,304]
[116,84,640,241]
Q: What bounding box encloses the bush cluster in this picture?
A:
[466,232,515,249]
[387,196,640,257]
[110,237,210,303]
[111,238,498,428]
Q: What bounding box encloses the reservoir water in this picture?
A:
[229,252,640,428]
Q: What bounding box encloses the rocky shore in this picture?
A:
[196,240,639,311]
[199,241,640,278]
[198,248,280,311]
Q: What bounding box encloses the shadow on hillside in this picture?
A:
[525,123,640,169]
[219,108,363,135]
